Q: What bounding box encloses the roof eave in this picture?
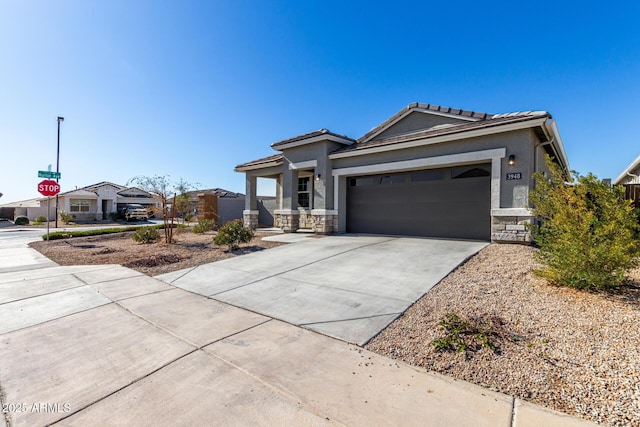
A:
[542,119,570,175]
[330,116,548,159]
[614,153,640,185]
[235,160,283,172]
[271,134,354,151]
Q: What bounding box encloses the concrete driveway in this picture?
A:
[157,235,487,345]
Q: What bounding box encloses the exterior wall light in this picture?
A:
[508,155,516,165]
[316,174,321,181]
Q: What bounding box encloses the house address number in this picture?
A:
[506,172,522,180]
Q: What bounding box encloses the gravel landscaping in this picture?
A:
[366,244,640,426]
[29,229,285,276]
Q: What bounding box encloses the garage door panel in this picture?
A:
[346,166,490,240]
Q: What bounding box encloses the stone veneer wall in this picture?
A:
[298,211,314,229]
[274,212,299,232]
[273,211,337,234]
[242,210,259,230]
[311,214,338,234]
[491,215,533,243]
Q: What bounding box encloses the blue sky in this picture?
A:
[1,1,639,203]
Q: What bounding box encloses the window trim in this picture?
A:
[69,199,91,213]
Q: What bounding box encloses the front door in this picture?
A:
[102,200,109,220]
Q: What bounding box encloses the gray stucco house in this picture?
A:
[235,102,569,242]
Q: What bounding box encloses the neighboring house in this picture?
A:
[0,182,161,222]
[182,188,275,226]
[235,102,570,242]
[614,154,640,185]
[614,154,640,209]
[0,198,43,221]
[57,182,160,221]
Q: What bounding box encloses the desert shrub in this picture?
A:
[183,211,195,223]
[14,216,29,225]
[131,227,161,244]
[59,211,75,225]
[44,225,165,240]
[193,218,215,234]
[432,313,500,354]
[529,155,639,290]
[214,219,253,251]
[34,215,47,224]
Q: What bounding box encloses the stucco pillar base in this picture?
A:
[243,210,259,230]
[274,210,299,233]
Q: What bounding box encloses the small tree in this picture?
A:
[214,220,254,251]
[127,175,197,243]
[529,155,639,290]
[174,179,193,223]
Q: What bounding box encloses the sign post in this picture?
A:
[38,179,61,240]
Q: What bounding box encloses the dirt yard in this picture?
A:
[29,229,285,276]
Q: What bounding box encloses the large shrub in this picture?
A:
[14,216,29,225]
[529,156,639,290]
[193,219,215,234]
[34,215,47,224]
[59,211,75,225]
[131,227,161,244]
[214,220,253,251]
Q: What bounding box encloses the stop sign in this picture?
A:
[38,179,61,197]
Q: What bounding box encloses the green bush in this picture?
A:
[529,155,640,290]
[59,211,75,225]
[14,216,29,226]
[110,212,121,221]
[214,219,253,251]
[43,225,163,240]
[34,215,48,224]
[193,218,215,234]
[131,227,161,243]
[183,212,195,223]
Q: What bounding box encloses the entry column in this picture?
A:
[243,174,259,229]
[275,168,299,232]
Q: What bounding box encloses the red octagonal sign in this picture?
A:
[38,179,61,197]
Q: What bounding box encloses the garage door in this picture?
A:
[346,164,491,240]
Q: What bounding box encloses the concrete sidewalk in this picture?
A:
[0,239,596,426]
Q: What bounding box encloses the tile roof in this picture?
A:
[334,110,551,155]
[270,129,356,149]
[185,188,245,199]
[235,153,284,170]
[235,103,555,170]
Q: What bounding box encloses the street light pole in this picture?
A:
[55,116,64,228]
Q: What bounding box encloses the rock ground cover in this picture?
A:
[29,229,285,276]
[366,244,640,427]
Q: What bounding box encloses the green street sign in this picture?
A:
[38,170,61,179]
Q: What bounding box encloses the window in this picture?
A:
[411,170,444,182]
[451,165,491,179]
[378,173,407,185]
[70,199,90,212]
[350,177,375,187]
[298,177,310,208]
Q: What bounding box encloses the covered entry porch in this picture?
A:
[237,154,338,234]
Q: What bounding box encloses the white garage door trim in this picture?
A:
[332,148,506,215]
